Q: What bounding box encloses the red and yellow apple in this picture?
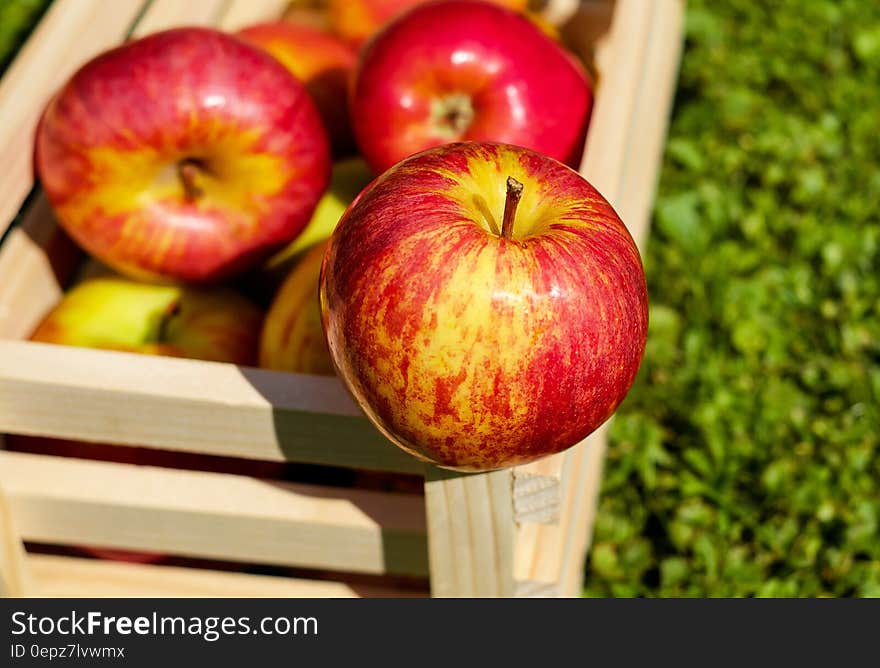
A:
[329,0,527,46]
[35,27,330,283]
[320,143,648,471]
[30,276,264,365]
[260,241,333,375]
[237,21,358,157]
[350,1,592,174]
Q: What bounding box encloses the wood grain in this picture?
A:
[219,0,293,29]
[0,340,421,473]
[0,451,428,575]
[0,482,30,597]
[27,554,424,598]
[131,0,229,37]
[424,466,516,597]
[0,197,80,340]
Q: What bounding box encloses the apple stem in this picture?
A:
[501,176,524,240]
[178,159,204,202]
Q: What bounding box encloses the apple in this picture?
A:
[320,142,648,471]
[30,276,264,365]
[329,0,526,46]
[263,157,373,278]
[35,27,330,283]
[260,241,333,375]
[18,278,266,562]
[350,1,592,174]
[246,157,372,301]
[237,21,358,157]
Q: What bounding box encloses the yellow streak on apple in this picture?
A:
[57,122,292,271]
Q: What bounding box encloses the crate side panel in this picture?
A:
[424,466,516,597]
[27,554,426,598]
[1,451,428,576]
[0,341,422,473]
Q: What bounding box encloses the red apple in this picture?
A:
[237,21,358,157]
[350,1,592,174]
[35,27,330,283]
[329,0,527,47]
[320,143,648,471]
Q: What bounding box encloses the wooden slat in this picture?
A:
[0,197,80,340]
[559,424,610,596]
[610,0,685,250]
[131,0,231,37]
[424,467,516,597]
[219,0,292,29]
[539,0,581,26]
[0,479,30,597]
[512,424,618,598]
[0,451,427,576]
[0,340,422,473]
[27,554,423,598]
[0,0,147,240]
[579,0,683,250]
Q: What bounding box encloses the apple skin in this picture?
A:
[247,157,373,303]
[329,0,526,47]
[237,21,358,157]
[30,277,264,365]
[35,27,330,283]
[320,143,648,471]
[260,241,333,375]
[262,157,373,280]
[350,1,592,174]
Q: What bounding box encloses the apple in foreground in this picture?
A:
[31,276,264,365]
[328,0,526,46]
[320,143,648,471]
[35,27,330,283]
[260,241,333,375]
[350,1,592,174]
[237,21,358,156]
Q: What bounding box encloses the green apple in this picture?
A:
[263,157,373,275]
[30,276,264,365]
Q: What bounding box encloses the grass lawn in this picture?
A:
[587,0,879,597]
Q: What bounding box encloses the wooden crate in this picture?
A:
[0,0,683,598]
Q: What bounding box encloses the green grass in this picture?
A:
[585,0,880,597]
